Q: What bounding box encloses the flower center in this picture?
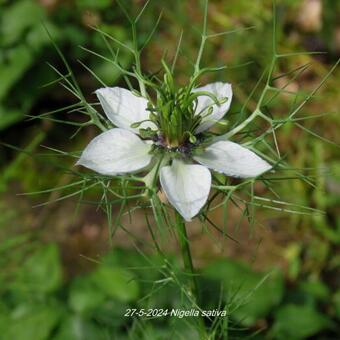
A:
[154,134,195,156]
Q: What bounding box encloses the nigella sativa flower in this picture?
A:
[76,82,271,221]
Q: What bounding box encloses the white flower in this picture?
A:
[77,83,271,221]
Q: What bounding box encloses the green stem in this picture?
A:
[175,213,207,337]
[176,213,199,298]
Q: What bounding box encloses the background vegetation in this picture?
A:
[0,0,339,338]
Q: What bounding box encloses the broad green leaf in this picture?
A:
[0,106,23,131]
[2,302,63,340]
[204,259,284,326]
[53,315,107,340]
[91,265,139,302]
[298,280,330,302]
[272,304,332,339]
[68,277,106,314]
[0,0,45,46]
[0,45,33,100]
[91,299,128,329]
[19,243,63,294]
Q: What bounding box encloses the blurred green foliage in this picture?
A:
[272,304,332,339]
[0,0,49,129]
[0,0,131,131]
[204,259,285,326]
[1,0,339,338]
[0,231,338,339]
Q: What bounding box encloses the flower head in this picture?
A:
[77,82,271,221]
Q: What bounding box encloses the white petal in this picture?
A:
[193,141,271,178]
[193,82,232,133]
[160,160,211,221]
[96,87,156,133]
[76,128,153,175]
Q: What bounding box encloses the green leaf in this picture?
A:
[298,280,330,302]
[0,106,23,131]
[0,0,45,46]
[91,265,139,302]
[204,259,284,326]
[68,277,106,314]
[0,45,33,100]
[91,299,128,329]
[2,303,63,340]
[272,304,332,339]
[20,243,63,294]
[53,315,108,340]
